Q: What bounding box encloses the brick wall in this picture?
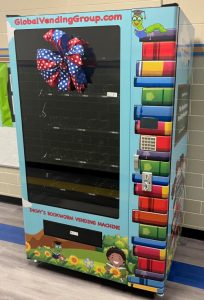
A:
[0,167,21,198]
[183,56,204,230]
[163,0,204,231]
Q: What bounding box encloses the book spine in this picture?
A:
[139,28,176,42]
[134,183,169,199]
[137,257,166,274]
[134,105,173,122]
[134,76,175,87]
[136,61,176,77]
[132,173,169,185]
[134,245,166,260]
[135,120,172,135]
[132,210,168,226]
[140,160,170,176]
[137,150,171,161]
[138,196,168,214]
[139,224,167,241]
[135,269,165,281]
[127,275,165,289]
[142,87,174,106]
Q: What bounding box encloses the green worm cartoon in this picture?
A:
[132,10,167,39]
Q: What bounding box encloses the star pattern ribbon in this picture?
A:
[37,29,88,93]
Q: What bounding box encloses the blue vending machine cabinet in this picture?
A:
[7,4,194,296]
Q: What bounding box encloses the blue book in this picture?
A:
[127,275,165,288]
[134,77,175,87]
[132,173,169,186]
[132,237,167,249]
[134,105,173,121]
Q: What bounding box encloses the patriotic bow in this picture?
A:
[37,29,88,93]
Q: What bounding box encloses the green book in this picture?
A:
[139,224,167,241]
[142,88,174,106]
[140,160,170,176]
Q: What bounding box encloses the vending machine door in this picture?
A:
[7,10,132,283]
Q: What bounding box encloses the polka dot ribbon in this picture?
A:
[37,29,87,93]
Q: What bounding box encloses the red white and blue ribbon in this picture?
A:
[37,29,88,93]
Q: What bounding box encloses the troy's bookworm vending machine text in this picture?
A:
[7,4,193,296]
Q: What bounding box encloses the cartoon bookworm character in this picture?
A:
[105,247,126,278]
[52,241,65,261]
[132,10,167,39]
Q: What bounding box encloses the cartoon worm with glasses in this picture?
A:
[132,10,167,39]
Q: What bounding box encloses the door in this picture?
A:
[8,10,132,283]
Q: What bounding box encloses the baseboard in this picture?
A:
[0,195,21,205]
[181,227,204,241]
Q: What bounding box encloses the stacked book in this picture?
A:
[129,30,176,290]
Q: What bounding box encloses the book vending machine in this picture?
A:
[7,4,193,296]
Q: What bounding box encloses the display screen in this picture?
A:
[15,26,120,218]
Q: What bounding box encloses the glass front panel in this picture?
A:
[15,26,120,218]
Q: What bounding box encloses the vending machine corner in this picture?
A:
[7,4,194,297]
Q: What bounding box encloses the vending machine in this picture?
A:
[7,4,194,296]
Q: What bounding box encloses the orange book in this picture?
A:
[132,210,168,226]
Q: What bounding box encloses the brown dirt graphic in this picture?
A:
[25,230,96,250]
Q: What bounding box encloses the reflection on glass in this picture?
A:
[15,26,120,218]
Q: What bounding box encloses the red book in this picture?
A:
[134,245,166,260]
[135,120,172,136]
[157,136,171,152]
[142,41,176,61]
[134,183,169,199]
[138,196,168,214]
[140,135,171,152]
[132,210,168,226]
[138,257,166,274]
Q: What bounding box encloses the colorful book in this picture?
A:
[132,210,168,226]
[142,88,174,106]
[134,183,169,198]
[137,257,166,274]
[137,150,171,162]
[132,237,167,249]
[127,275,165,289]
[135,269,165,281]
[132,173,169,185]
[134,105,173,122]
[135,120,172,135]
[142,41,176,61]
[140,159,170,176]
[134,77,175,88]
[139,29,176,42]
[133,244,166,260]
[138,196,168,214]
[139,224,167,241]
[136,61,176,77]
[140,135,172,152]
